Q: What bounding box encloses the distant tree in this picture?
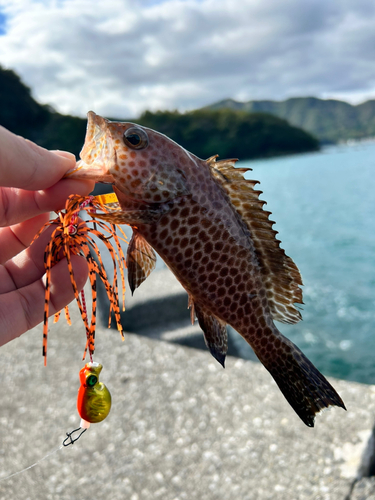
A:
[0,65,49,137]
[35,112,87,156]
[137,108,319,160]
[0,65,86,156]
[0,65,320,160]
[206,96,375,143]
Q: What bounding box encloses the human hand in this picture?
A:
[0,126,95,346]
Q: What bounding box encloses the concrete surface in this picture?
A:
[351,477,375,499]
[1,269,375,500]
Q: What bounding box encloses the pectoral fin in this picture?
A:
[193,302,228,368]
[93,206,163,226]
[126,230,157,294]
[111,185,169,225]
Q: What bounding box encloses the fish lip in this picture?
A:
[64,111,116,184]
[65,160,114,183]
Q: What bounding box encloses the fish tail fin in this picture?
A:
[252,328,346,427]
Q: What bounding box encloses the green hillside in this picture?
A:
[0,66,89,156]
[0,65,319,159]
[0,66,49,137]
[137,109,319,160]
[206,97,375,144]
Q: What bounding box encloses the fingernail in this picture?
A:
[51,150,77,162]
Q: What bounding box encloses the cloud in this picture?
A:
[0,0,375,118]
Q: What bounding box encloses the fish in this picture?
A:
[68,111,346,427]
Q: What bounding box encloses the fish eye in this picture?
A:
[87,374,98,387]
[123,127,149,150]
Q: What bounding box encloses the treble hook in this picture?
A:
[62,427,87,447]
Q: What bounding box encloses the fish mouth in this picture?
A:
[64,111,115,184]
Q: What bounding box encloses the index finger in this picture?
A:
[0,126,76,190]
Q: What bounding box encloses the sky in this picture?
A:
[1,0,375,118]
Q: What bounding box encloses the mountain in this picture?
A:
[0,66,87,156]
[137,109,319,160]
[0,66,49,137]
[0,65,319,159]
[206,97,375,144]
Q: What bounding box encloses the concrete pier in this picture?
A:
[1,269,374,500]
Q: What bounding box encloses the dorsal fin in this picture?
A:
[207,156,303,324]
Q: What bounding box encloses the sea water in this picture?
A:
[232,142,375,384]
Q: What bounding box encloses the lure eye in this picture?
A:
[123,127,149,150]
[87,374,98,387]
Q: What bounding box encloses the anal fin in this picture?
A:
[126,230,157,294]
[193,301,228,368]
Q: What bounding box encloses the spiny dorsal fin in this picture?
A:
[207,156,303,324]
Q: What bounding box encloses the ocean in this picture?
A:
[232,142,375,385]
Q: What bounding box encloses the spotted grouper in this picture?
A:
[68,111,346,426]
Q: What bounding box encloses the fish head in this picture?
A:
[67,111,190,203]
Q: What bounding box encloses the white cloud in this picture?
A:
[0,0,375,118]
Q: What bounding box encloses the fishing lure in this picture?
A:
[77,362,112,426]
[62,362,111,446]
[32,193,128,365]
[31,193,125,443]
